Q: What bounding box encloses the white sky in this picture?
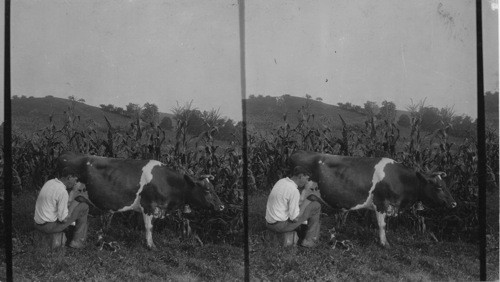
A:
[246,0,498,119]
[9,0,241,121]
[2,0,499,123]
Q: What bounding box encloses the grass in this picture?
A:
[12,190,244,281]
[249,193,499,281]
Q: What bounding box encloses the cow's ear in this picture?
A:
[184,175,195,188]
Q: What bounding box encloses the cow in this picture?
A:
[289,150,457,247]
[56,152,225,249]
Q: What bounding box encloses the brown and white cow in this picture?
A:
[290,150,456,247]
[57,152,224,249]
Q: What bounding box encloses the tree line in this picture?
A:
[98,101,241,142]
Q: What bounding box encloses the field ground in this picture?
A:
[12,191,244,281]
[249,193,499,281]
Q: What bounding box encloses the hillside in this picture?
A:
[246,95,371,134]
[11,97,173,135]
[245,95,418,140]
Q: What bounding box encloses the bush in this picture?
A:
[398,114,411,127]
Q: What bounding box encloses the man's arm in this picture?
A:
[56,189,70,222]
[288,189,301,222]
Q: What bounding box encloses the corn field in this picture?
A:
[11,102,244,245]
[247,101,499,242]
[7,99,499,244]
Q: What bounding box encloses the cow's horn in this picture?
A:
[200,174,215,180]
[432,171,447,178]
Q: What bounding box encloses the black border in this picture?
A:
[475,0,487,280]
[1,1,492,281]
[238,1,249,281]
[4,0,12,281]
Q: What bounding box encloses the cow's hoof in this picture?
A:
[380,242,391,249]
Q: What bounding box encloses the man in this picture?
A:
[34,169,89,249]
[265,166,322,248]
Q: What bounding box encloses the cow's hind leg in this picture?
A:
[142,212,156,250]
[100,212,114,231]
[375,211,390,248]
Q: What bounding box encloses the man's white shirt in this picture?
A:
[265,177,301,223]
[34,179,69,224]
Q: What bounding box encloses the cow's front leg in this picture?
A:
[375,211,390,248]
[142,212,156,250]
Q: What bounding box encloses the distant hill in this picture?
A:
[12,97,133,134]
[245,95,412,137]
[246,95,370,133]
[11,96,173,135]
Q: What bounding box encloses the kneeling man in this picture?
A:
[265,166,321,248]
[34,169,89,249]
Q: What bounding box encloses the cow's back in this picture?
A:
[85,156,151,211]
[316,155,384,209]
[57,152,150,211]
[290,151,385,209]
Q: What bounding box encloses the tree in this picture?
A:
[397,114,411,127]
[364,101,380,117]
[439,106,455,124]
[77,98,86,103]
[68,95,76,101]
[378,100,397,122]
[114,107,125,115]
[450,114,476,137]
[305,94,312,99]
[141,103,159,124]
[249,94,256,99]
[187,110,206,135]
[126,103,141,117]
[100,104,115,112]
[484,91,499,113]
[159,116,173,130]
[316,97,323,102]
[419,106,440,131]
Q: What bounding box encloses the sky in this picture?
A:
[9,0,241,121]
[2,0,499,123]
[245,0,499,119]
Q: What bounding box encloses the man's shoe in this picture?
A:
[69,240,85,249]
[301,239,317,248]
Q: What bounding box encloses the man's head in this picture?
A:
[59,167,78,189]
[290,166,311,189]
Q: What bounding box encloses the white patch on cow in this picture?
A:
[350,158,394,211]
[436,175,442,181]
[117,160,163,212]
[318,160,323,165]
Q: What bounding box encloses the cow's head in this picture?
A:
[184,174,224,211]
[418,171,457,209]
